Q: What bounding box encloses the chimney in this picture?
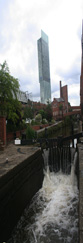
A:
[60,80,62,98]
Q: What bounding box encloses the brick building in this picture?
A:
[60,81,68,111]
[52,81,68,120]
[32,101,46,115]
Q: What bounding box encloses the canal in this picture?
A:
[7,149,79,243]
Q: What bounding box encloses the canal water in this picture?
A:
[7,149,79,243]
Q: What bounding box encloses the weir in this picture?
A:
[7,144,79,243]
[40,137,75,175]
[0,133,82,243]
[48,140,71,174]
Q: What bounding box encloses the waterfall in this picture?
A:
[7,149,79,243]
[71,151,78,186]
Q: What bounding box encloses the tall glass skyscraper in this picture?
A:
[37,30,51,104]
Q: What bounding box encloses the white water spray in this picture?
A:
[8,149,79,243]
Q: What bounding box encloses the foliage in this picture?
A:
[37,129,45,139]
[31,119,36,125]
[0,61,22,126]
[35,113,42,123]
[39,109,46,120]
[26,125,35,139]
[51,119,55,124]
[7,99,22,123]
[37,122,62,139]
[45,103,53,122]
[64,116,71,125]
[6,113,27,132]
[0,61,19,114]
[24,106,33,119]
[42,118,48,124]
[68,102,71,107]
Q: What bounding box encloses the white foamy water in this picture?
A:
[8,150,79,243]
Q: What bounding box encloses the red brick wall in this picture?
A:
[71,106,81,111]
[52,98,65,120]
[7,130,25,142]
[6,132,14,142]
[0,117,6,145]
[31,124,48,131]
[6,126,49,142]
[63,110,81,117]
[61,85,68,111]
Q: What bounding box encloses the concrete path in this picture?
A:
[0,144,39,177]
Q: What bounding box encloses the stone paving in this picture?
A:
[0,143,39,178]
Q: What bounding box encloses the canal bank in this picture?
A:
[0,144,44,242]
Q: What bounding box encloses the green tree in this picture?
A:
[39,109,46,120]
[7,98,22,122]
[24,106,33,120]
[45,103,53,122]
[35,113,42,124]
[0,61,21,123]
[26,125,35,139]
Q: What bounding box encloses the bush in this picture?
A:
[64,116,71,125]
[6,119,27,132]
[35,114,42,123]
[26,125,35,139]
[51,119,55,124]
[42,118,48,124]
[31,119,36,125]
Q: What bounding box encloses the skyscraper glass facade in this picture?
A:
[37,30,51,104]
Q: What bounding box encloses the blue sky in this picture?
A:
[0,0,83,105]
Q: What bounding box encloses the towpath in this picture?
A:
[0,143,39,177]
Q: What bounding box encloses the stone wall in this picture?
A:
[0,149,44,242]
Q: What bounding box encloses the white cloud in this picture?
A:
[0,0,83,105]
[68,83,80,105]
